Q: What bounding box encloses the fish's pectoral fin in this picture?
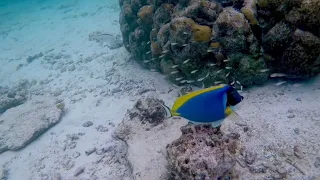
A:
[211,119,224,128]
[160,102,173,118]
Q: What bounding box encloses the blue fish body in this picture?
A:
[175,86,229,123]
[168,84,241,127]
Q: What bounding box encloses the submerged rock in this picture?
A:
[0,96,63,154]
[114,97,186,180]
[119,0,320,87]
[166,124,240,180]
[0,80,31,113]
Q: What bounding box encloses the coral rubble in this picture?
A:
[119,0,320,87]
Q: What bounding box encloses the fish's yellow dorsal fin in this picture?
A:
[171,85,226,114]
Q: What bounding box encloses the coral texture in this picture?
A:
[119,0,320,87]
[166,124,240,180]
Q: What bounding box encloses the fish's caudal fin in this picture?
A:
[160,103,173,118]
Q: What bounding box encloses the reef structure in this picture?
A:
[166,124,240,180]
[119,0,320,87]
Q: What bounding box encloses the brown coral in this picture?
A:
[241,7,258,25]
[191,23,212,42]
[151,41,162,55]
[138,5,154,24]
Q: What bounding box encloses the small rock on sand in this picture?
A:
[96,148,105,155]
[73,152,81,158]
[82,121,93,127]
[68,142,77,149]
[314,157,320,168]
[85,147,96,155]
[52,172,61,180]
[95,125,108,132]
[74,166,85,177]
[245,151,257,164]
[287,114,295,118]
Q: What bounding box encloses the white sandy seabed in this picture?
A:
[0,0,319,180]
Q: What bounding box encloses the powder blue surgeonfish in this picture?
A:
[162,84,244,128]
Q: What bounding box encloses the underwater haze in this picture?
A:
[0,0,319,179]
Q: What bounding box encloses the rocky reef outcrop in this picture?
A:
[166,124,240,180]
[0,96,63,154]
[114,97,187,180]
[114,97,241,180]
[119,0,320,87]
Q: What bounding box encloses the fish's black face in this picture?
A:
[227,87,244,106]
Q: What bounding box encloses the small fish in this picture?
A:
[171,43,178,46]
[226,72,231,77]
[214,81,223,85]
[161,85,244,128]
[293,83,302,87]
[276,81,287,86]
[230,81,235,85]
[151,58,156,61]
[191,70,198,74]
[207,49,214,53]
[147,41,151,44]
[236,81,241,85]
[171,71,179,75]
[259,69,270,73]
[183,44,189,47]
[197,77,206,82]
[162,50,169,54]
[175,77,184,81]
[183,32,189,35]
[159,54,166,58]
[208,63,216,67]
[180,80,187,83]
[187,80,195,83]
[270,73,287,78]
[171,65,179,68]
[146,51,151,54]
[152,28,156,31]
[216,69,222,74]
[143,60,150,63]
[240,86,243,92]
[150,69,157,72]
[197,73,209,82]
[223,59,230,62]
[225,66,232,70]
[183,59,191,64]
